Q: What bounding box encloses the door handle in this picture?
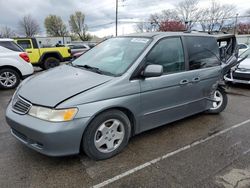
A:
[192,77,200,83]
[179,79,189,85]
[27,51,32,53]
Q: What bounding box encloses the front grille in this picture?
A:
[12,96,32,115]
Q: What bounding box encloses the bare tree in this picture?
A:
[0,26,16,38]
[19,15,40,37]
[199,0,236,32]
[159,21,186,31]
[175,0,202,29]
[148,10,180,31]
[238,22,250,35]
[44,15,68,37]
[135,22,154,33]
[69,11,91,41]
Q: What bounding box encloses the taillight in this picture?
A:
[19,53,30,63]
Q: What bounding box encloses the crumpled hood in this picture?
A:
[19,65,113,107]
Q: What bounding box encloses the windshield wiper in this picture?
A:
[73,64,103,74]
[73,64,115,76]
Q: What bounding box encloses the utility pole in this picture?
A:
[115,0,118,36]
[234,13,239,35]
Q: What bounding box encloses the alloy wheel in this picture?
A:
[211,90,223,110]
[0,71,17,88]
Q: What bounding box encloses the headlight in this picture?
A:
[28,106,78,122]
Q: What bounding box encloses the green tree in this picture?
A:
[44,15,68,37]
[69,11,91,41]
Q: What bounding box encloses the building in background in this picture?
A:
[36,37,71,47]
[236,35,250,45]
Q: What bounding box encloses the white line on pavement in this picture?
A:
[92,119,250,188]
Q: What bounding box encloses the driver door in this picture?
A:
[139,37,205,132]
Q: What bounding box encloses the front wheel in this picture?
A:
[207,87,228,114]
[82,110,131,160]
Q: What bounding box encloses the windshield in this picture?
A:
[72,37,151,76]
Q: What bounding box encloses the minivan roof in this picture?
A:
[123,32,234,39]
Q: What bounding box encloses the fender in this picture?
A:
[218,80,227,92]
[38,51,63,63]
[0,57,25,75]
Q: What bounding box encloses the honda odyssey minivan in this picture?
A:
[6,32,239,160]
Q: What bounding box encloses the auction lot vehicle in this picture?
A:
[0,39,34,89]
[14,38,72,69]
[66,43,90,59]
[225,48,250,84]
[6,32,239,160]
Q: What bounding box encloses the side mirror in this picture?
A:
[142,64,163,78]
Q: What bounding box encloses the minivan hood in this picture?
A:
[19,65,113,107]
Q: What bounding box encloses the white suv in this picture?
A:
[0,39,34,89]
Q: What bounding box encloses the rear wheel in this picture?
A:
[207,87,228,114]
[0,68,20,89]
[41,57,60,70]
[82,110,131,160]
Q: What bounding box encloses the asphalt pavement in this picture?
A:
[0,84,250,188]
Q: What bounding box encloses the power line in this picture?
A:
[88,22,115,29]
[86,12,250,32]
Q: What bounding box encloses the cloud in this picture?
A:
[0,0,249,37]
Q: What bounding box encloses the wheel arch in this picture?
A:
[39,52,63,63]
[0,65,22,79]
[89,107,137,136]
[79,106,137,153]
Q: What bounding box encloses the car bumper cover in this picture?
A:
[5,104,90,156]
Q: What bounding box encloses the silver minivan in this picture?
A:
[6,32,238,160]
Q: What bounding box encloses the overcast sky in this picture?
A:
[0,0,249,37]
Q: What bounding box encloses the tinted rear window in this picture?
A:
[16,40,32,50]
[185,36,220,70]
[0,41,24,52]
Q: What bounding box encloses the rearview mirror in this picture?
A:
[142,64,163,78]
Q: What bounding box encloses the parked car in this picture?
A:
[6,33,239,160]
[66,43,90,59]
[238,43,249,55]
[88,42,98,48]
[72,51,85,59]
[0,39,34,89]
[14,38,72,70]
[224,48,250,84]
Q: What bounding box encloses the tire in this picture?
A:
[82,110,131,160]
[41,57,60,70]
[207,87,228,114]
[0,68,20,89]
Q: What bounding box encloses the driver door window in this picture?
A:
[146,37,185,74]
